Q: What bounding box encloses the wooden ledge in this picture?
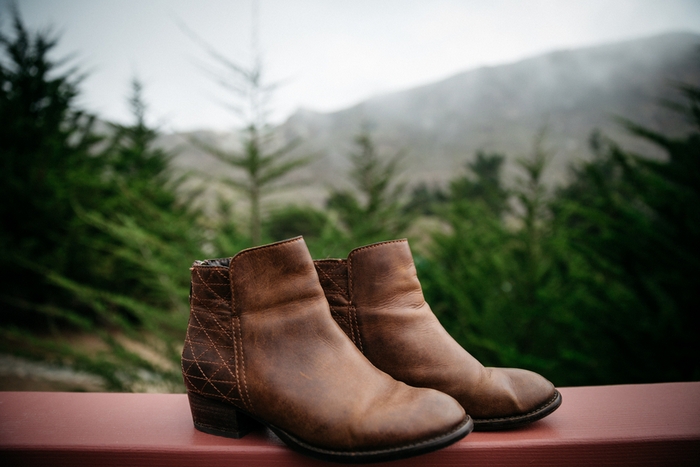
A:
[1,383,699,466]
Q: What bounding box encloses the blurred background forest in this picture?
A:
[1,1,699,391]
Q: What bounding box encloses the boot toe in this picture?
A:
[402,387,470,442]
[274,385,472,462]
[468,367,561,430]
[355,385,470,451]
[501,367,556,414]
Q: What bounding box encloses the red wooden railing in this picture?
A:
[1,382,699,466]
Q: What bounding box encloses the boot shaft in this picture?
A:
[182,237,329,411]
[314,239,427,350]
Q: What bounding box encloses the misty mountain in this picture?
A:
[161,32,700,204]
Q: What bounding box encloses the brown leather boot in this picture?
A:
[181,237,472,463]
[314,239,562,431]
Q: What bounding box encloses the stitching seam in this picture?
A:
[348,239,407,258]
[315,264,346,295]
[235,314,254,414]
[351,304,364,354]
[229,236,303,269]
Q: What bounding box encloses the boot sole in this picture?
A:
[472,389,562,431]
[187,392,473,463]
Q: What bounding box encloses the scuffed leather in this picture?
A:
[182,237,466,451]
[315,239,556,420]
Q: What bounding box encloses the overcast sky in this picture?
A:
[8,0,700,132]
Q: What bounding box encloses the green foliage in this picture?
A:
[103,80,176,206]
[402,182,448,216]
[421,89,700,385]
[186,23,312,246]
[326,127,412,251]
[204,194,253,256]
[81,80,200,312]
[551,89,700,382]
[404,151,508,218]
[0,10,208,390]
[450,151,510,216]
[0,8,106,327]
[264,204,330,243]
[194,126,311,246]
[419,134,593,385]
[47,79,214,390]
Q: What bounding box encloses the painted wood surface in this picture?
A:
[1,382,699,466]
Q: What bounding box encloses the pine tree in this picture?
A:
[184,4,311,245]
[450,151,509,216]
[103,79,175,207]
[0,7,106,326]
[414,150,513,355]
[327,127,411,246]
[5,78,207,391]
[82,79,202,315]
[555,82,700,383]
[418,133,586,385]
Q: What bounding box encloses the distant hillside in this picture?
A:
[160,32,700,205]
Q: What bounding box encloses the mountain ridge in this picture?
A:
[160,32,700,206]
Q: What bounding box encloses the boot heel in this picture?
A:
[187,392,263,438]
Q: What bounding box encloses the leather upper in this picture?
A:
[315,239,556,420]
[182,237,467,450]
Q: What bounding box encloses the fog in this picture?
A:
[10,0,700,131]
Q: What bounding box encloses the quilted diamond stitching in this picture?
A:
[315,261,364,351]
[182,266,242,404]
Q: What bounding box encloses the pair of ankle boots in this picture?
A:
[181,237,561,463]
